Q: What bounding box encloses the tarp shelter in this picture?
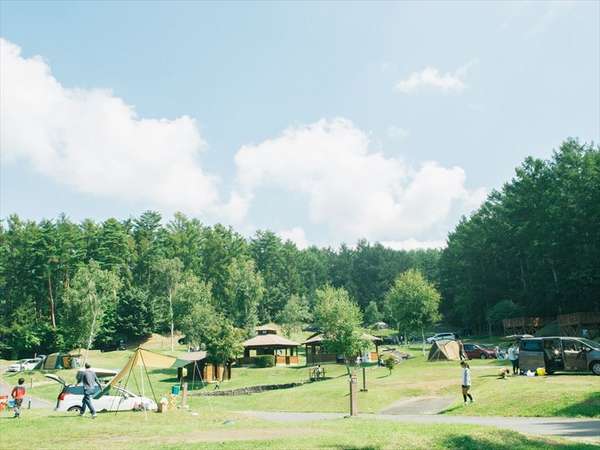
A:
[36,352,80,370]
[106,347,187,392]
[427,340,461,361]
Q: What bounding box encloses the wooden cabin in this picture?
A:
[502,316,549,335]
[303,333,382,365]
[177,351,231,385]
[558,312,600,338]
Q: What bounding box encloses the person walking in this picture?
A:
[10,378,26,418]
[77,363,101,418]
[508,343,519,375]
[460,361,473,405]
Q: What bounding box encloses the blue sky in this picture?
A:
[1,1,599,249]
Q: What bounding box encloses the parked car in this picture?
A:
[6,358,42,372]
[463,343,497,360]
[426,333,457,344]
[45,374,157,412]
[519,337,600,375]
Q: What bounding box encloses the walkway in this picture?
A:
[241,411,600,443]
[0,377,52,409]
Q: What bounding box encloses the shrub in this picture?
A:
[254,355,276,368]
[384,356,395,374]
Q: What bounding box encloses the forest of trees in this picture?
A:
[1,138,598,358]
[0,211,439,358]
[439,139,600,333]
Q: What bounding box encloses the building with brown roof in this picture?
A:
[241,325,300,365]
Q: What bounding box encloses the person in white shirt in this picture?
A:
[460,361,473,404]
[508,344,519,375]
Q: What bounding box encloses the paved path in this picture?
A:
[0,376,52,409]
[380,396,454,415]
[241,411,600,443]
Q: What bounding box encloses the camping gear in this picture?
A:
[0,395,7,412]
[427,340,461,361]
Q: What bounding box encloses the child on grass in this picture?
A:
[460,361,473,404]
[11,378,26,418]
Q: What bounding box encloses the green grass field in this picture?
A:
[2,339,599,449]
[0,408,596,450]
[3,343,598,418]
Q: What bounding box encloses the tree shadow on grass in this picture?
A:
[555,391,600,418]
[441,433,597,450]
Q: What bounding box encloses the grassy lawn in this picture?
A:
[2,342,599,449]
[0,408,596,450]
[2,343,598,418]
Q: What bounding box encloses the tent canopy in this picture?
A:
[107,347,187,389]
[427,340,461,361]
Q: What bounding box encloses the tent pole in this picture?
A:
[139,350,158,405]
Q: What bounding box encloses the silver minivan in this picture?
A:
[519,337,600,375]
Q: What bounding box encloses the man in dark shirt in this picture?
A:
[76,363,101,418]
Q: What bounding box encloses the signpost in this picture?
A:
[349,373,358,416]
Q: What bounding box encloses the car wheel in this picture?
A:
[480,353,487,359]
[591,361,600,376]
[67,406,82,413]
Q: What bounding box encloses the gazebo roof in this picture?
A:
[302,333,383,345]
[243,334,300,348]
[178,351,208,362]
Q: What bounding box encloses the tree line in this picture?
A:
[2,138,596,358]
[0,211,439,358]
[439,139,600,334]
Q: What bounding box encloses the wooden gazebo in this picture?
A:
[240,325,300,365]
[303,333,382,365]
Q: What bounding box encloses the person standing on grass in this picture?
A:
[508,343,519,375]
[77,363,101,418]
[460,361,473,405]
[10,377,26,418]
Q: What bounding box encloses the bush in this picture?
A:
[384,356,396,374]
[253,355,276,368]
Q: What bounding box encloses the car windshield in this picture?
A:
[578,338,600,350]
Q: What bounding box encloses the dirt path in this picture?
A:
[240,411,600,443]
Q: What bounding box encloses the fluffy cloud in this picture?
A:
[233,119,485,243]
[277,227,310,250]
[395,62,475,94]
[0,38,240,218]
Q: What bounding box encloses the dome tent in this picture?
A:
[427,340,461,361]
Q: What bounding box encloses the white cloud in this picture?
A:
[381,239,446,251]
[277,227,310,250]
[233,118,484,243]
[0,38,241,219]
[387,125,410,140]
[394,61,475,94]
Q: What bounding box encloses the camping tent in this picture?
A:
[35,352,80,370]
[427,340,461,361]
